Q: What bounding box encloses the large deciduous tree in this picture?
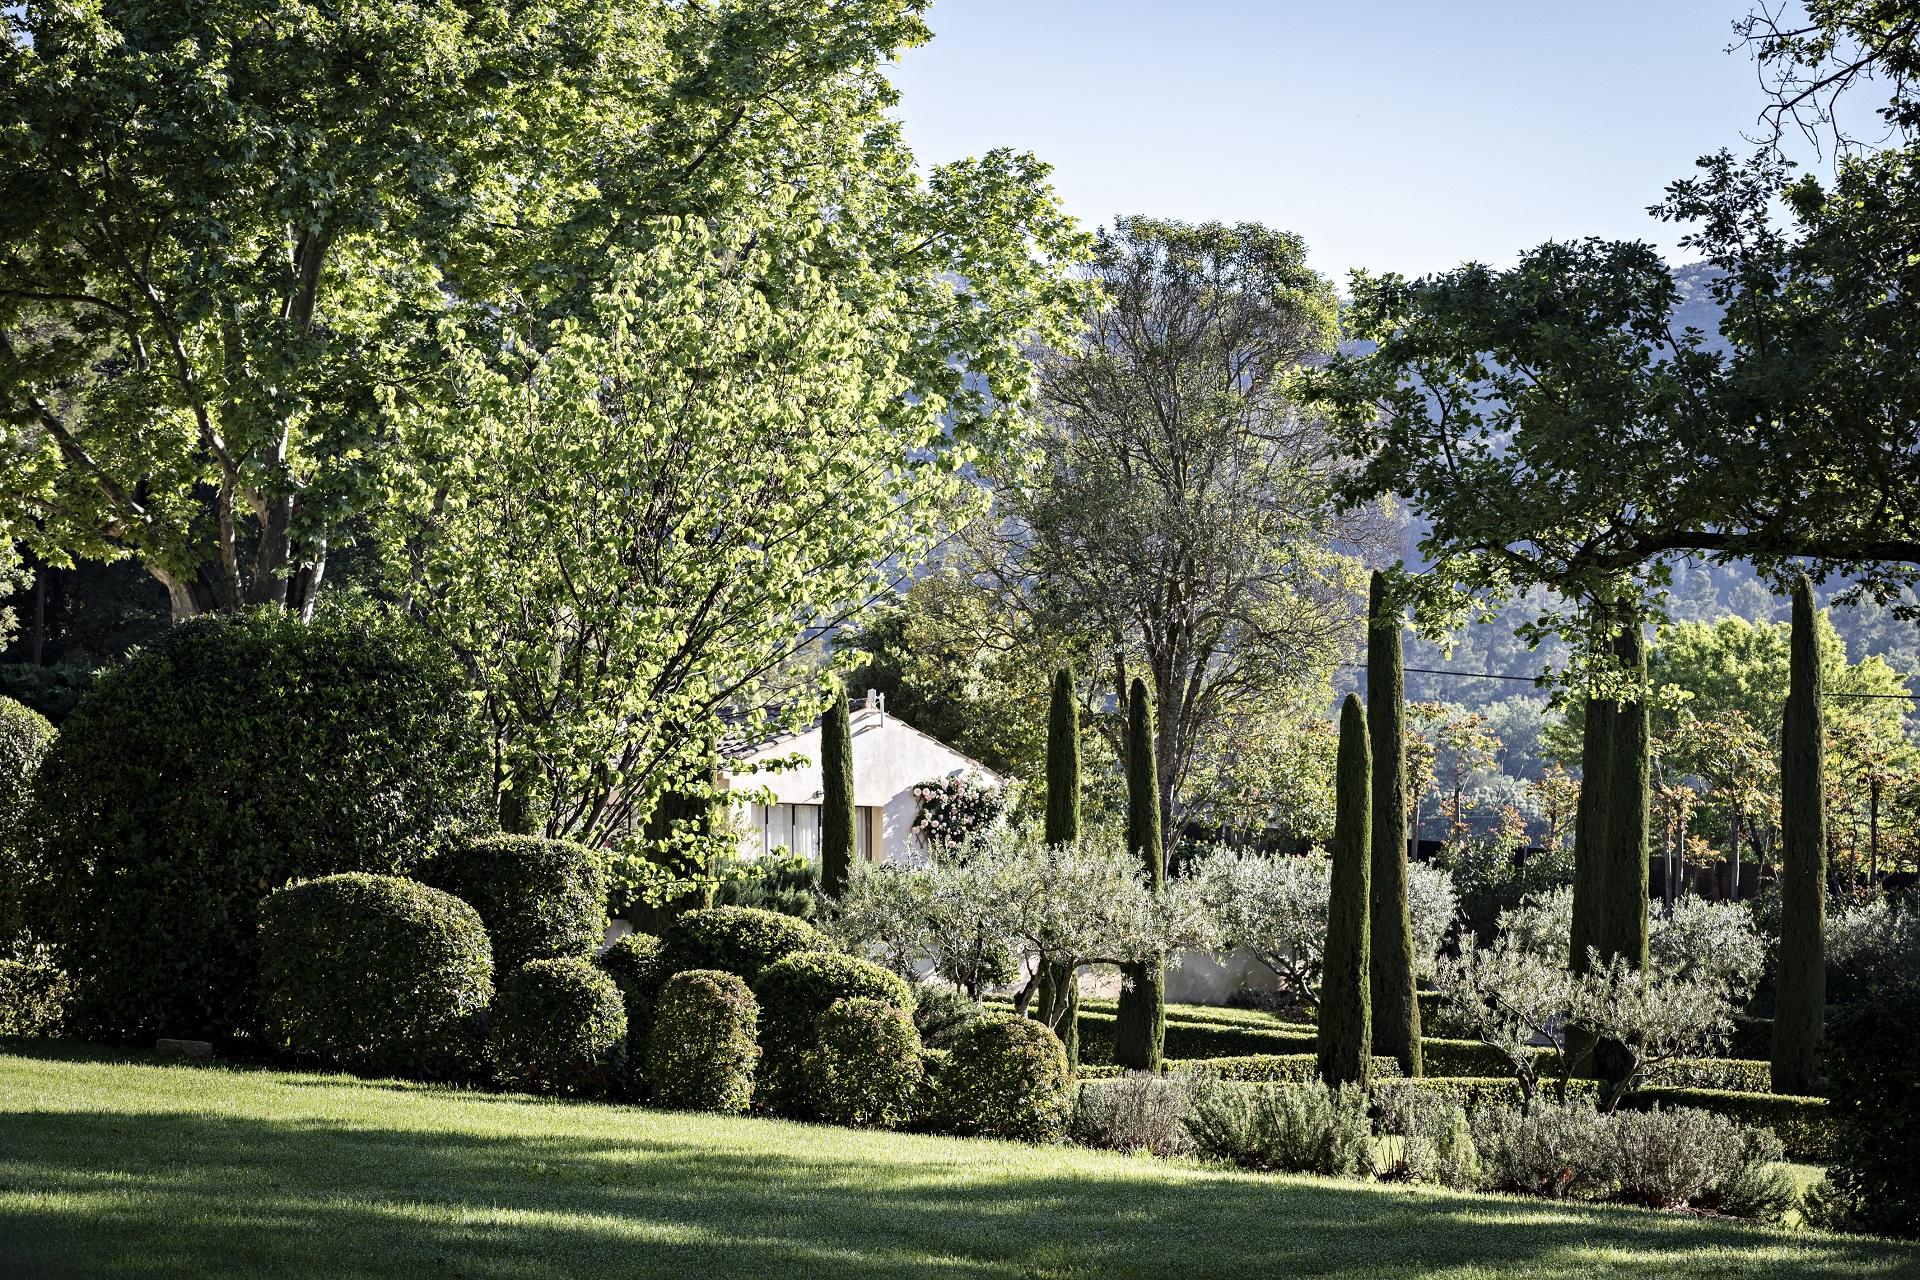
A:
[987,217,1382,854]
[385,215,1085,842]
[0,0,1084,637]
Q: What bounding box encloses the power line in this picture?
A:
[1343,662,1914,701]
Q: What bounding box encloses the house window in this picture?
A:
[857,805,875,862]
[762,802,822,861]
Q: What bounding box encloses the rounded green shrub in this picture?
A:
[596,930,668,1048]
[424,834,608,971]
[0,952,69,1037]
[488,957,628,1096]
[647,968,759,1113]
[258,873,493,1077]
[807,996,925,1128]
[933,1012,1072,1142]
[753,948,913,1114]
[27,607,489,1042]
[0,695,55,946]
[659,906,827,988]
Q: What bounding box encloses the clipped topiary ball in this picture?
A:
[596,930,668,1052]
[658,906,827,988]
[423,834,609,971]
[488,957,627,1096]
[752,948,913,1116]
[27,607,489,1042]
[647,968,759,1113]
[933,1012,1072,1142]
[808,996,925,1129]
[259,873,493,1078]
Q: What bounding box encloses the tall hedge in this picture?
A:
[1040,667,1082,1061]
[1112,676,1165,1073]
[0,696,55,946]
[1319,693,1372,1088]
[1774,574,1827,1096]
[26,608,489,1042]
[1365,574,1419,1076]
[1600,613,1650,970]
[423,834,608,971]
[820,680,855,898]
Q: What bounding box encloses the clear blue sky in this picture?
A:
[887,1,1838,282]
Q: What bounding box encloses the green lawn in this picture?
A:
[1,1042,1915,1280]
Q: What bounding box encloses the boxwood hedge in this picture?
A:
[424,835,608,971]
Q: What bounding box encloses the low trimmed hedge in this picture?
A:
[1172,1053,1404,1083]
[659,907,827,988]
[647,968,759,1113]
[1622,1087,1832,1162]
[1658,1058,1773,1094]
[1075,1009,1316,1061]
[1377,1075,1601,1113]
[424,835,608,971]
[257,873,492,1078]
[488,957,627,1096]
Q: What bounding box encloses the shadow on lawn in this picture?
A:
[1,1046,1916,1280]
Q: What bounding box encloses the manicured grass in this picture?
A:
[2,1041,1916,1279]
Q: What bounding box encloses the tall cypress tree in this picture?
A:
[819,679,856,899]
[1113,676,1165,1072]
[1601,612,1651,969]
[1039,668,1083,1062]
[1365,572,1420,1076]
[1569,626,1617,974]
[1319,693,1372,1087]
[1774,574,1828,1095]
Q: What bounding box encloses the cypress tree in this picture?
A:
[1319,693,1372,1087]
[1039,668,1082,1061]
[1365,572,1421,1076]
[819,679,856,899]
[1113,676,1166,1072]
[1569,631,1617,974]
[1600,612,1651,969]
[1774,574,1828,1095]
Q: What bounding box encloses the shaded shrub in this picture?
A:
[488,957,626,1096]
[423,835,607,972]
[0,952,68,1036]
[1605,1106,1791,1218]
[1376,1086,1481,1189]
[258,873,492,1077]
[27,608,488,1041]
[913,984,982,1049]
[0,695,54,947]
[1183,1077,1373,1176]
[807,997,925,1129]
[1471,1098,1608,1199]
[754,949,912,1115]
[933,1013,1072,1142]
[1072,1072,1195,1157]
[595,931,668,1051]
[659,906,827,988]
[647,969,759,1113]
[1621,1087,1832,1162]
[1817,976,1920,1235]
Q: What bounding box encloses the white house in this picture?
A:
[725,692,1001,868]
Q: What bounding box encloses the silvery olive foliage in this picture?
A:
[1182,847,1459,1004]
[826,825,1209,1022]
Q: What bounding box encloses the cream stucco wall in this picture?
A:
[726,704,1000,867]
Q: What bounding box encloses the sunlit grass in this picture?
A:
[1,1041,1914,1279]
